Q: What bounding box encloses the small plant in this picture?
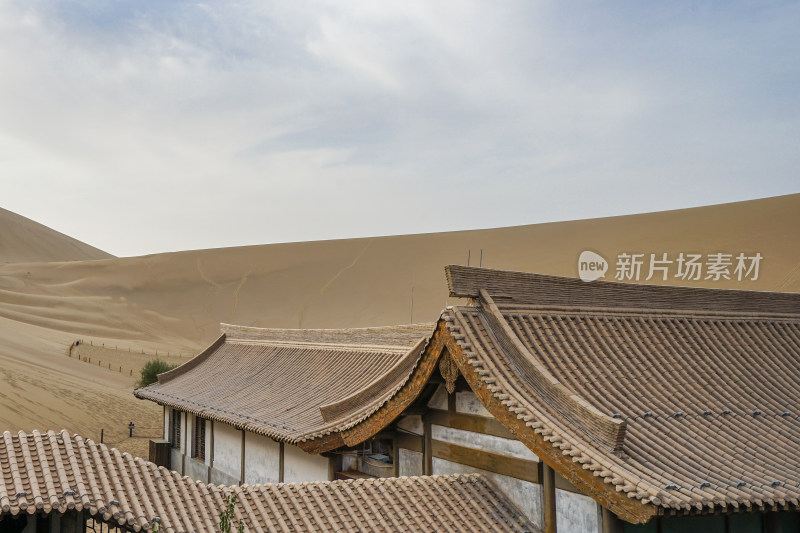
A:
[219,494,245,533]
[137,358,178,388]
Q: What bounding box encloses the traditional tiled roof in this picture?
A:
[441,265,800,523]
[134,323,433,444]
[0,430,537,533]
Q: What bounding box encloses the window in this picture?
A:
[192,416,206,461]
[170,410,181,449]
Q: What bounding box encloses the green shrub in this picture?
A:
[137,358,177,388]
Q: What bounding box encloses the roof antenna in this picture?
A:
[467,250,471,266]
[410,287,414,324]
[410,273,415,324]
[480,249,483,268]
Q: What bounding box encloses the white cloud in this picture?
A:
[0,0,797,256]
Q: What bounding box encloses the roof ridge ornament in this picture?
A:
[439,351,460,394]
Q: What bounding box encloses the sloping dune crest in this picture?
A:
[0,207,113,263]
[0,193,798,457]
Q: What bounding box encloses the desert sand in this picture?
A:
[1,193,798,458]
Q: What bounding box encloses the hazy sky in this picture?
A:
[1,1,798,257]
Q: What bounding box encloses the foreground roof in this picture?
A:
[135,323,433,444]
[441,265,800,522]
[0,430,536,533]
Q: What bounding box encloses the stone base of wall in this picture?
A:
[210,467,240,486]
[185,457,210,483]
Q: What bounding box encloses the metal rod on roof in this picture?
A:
[480,249,483,268]
[467,250,470,266]
[410,287,414,324]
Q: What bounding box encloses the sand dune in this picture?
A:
[0,193,798,458]
[0,207,113,264]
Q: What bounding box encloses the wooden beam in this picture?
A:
[431,440,539,484]
[396,432,540,485]
[555,473,581,495]
[447,390,456,413]
[396,432,422,453]
[425,409,516,440]
[543,462,557,533]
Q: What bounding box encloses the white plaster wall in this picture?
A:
[396,415,423,435]
[427,385,448,410]
[431,425,539,461]
[455,391,492,417]
[213,422,243,481]
[432,457,544,531]
[163,408,170,441]
[283,444,329,483]
[556,489,601,533]
[180,412,188,454]
[244,432,281,484]
[399,449,423,477]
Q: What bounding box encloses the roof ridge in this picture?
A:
[220,322,436,348]
[483,303,800,320]
[226,338,412,353]
[446,265,800,315]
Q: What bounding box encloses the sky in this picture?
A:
[1,1,798,257]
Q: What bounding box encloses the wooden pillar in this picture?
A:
[392,433,399,477]
[602,507,624,533]
[279,442,285,482]
[209,420,215,470]
[240,430,246,485]
[182,412,188,474]
[423,414,432,475]
[543,462,557,533]
[327,452,343,481]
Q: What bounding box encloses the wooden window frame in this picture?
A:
[192,416,206,461]
[170,410,181,449]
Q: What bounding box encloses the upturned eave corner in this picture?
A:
[298,322,450,454]
[438,320,658,525]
